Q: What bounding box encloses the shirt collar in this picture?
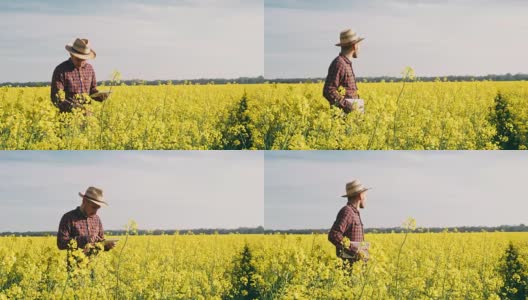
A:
[76,206,88,218]
[347,203,360,214]
[68,58,85,70]
[339,53,353,65]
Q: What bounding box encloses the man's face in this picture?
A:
[70,55,87,68]
[353,43,361,59]
[83,198,101,217]
[358,191,367,209]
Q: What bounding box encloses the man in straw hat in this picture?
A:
[57,186,117,254]
[51,38,108,113]
[328,179,370,265]
[323,29,365,113]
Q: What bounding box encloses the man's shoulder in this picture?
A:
[83,62,95,71]
[330,55,348,68]
[54,60,73,73]
[92,213,102,222]
[338,204,353,214]
[341,204,360,214]
[335,55,348,63]
[61,207,81,220]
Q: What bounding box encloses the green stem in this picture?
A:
[395,230,409,300]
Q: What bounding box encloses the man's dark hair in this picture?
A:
[347,194,361,203]
[341,43,355,52]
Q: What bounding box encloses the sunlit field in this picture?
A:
[1,80,527,150]
[1,232,526,299]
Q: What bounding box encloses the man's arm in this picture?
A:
[57,214,72,250]
[98,217,110,250]
[50,68,64,108]
[89,68,107,102]
[98,217,105,241]
[323,60,346,108]
[98,217,117,251]
[51,68,79,112]
[89,67,98,96]
[347,213,361,254]
[328,207,351,248]
[57,215,93,250]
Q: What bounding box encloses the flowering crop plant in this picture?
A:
[0,231,526,299]
[1,80,527,150]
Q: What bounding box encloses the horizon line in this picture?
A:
[2,223,526,234]
[2,73,528,86]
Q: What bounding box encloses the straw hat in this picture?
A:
[65,38,96,60]
[341,180,371,198]
[79,186,108,207]
[335,29,364,47]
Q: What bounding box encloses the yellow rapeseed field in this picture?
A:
[1,81,527,150]
[0,232,526,299]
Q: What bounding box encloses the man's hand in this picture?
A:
[82,236,97,254]
[356,246,369,262]
[78,235,97,245]
[58,99,82,112]
[80,235,101,248]
[97,93,109,101]
[340,244,369,261]
[91,91,111,102]
[340,246,358,259]
[104,240,118,251]
[340,98,365,114]
[339,98,355,113]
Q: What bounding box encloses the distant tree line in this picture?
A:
[0,76,265,87]
[265,224,528,235]
[2,224,526,237]
[2,73,527,87]
[268,73,528,84]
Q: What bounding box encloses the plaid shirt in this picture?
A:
[328,204,364,255]
[57,206,104,250]
[51,59,100,112]
[323,54,359,108]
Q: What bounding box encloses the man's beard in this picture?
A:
[353,52,358,59]
[359,202,365,209]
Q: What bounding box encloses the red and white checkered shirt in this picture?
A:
[50,58,99,111]
[328,204,364,254]
[323,54,359,108]
[57,206,104,250]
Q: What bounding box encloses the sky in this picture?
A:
[265,0,528,78]
[0,151,264,232]
[264,151,528,230]
[0,0,263,83]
